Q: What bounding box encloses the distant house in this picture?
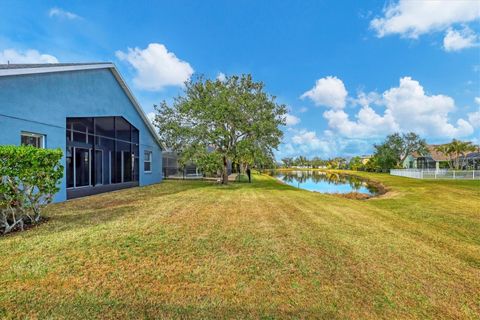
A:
[359,155,372,165]
[0,63,163,202]
[458,152,480,170]
[402,145,449,170]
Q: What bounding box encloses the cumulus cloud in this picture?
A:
[468,111,480,129]
[370,0,480,38]
[350,91,382,108]
[277,128,370,159]
[382,77,473,137]
[323,107,398,138]
[216,72,226,82]
[290,129,333,155]
[316,76,474,139]
[443,27,479,52]
[284,113,300,126]
[300,76,347,109]
[116,43,194,91]
[285,75,478,158]
[48,7,81,20]
[0,48,58,64]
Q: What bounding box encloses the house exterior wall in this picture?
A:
[402,155,417,169]
[360,157,371,165]
[0,68,162,202]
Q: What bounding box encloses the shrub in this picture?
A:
[0,145,63,234]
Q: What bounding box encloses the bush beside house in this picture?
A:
[0,146,63,234]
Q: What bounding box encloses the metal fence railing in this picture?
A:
[390,169,480,180]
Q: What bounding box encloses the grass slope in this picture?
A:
[1,172,479,319]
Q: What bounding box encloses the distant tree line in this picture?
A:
[280,156,348,169]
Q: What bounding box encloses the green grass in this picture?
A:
[1,172,479,319]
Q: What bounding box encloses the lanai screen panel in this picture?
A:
[66,116,139,190]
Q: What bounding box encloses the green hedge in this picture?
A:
[0,145,63,234]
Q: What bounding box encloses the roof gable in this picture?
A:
[0,63,163,150]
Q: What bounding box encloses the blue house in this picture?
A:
[0,63,163,202]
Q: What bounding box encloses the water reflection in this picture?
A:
[270,170,378,195]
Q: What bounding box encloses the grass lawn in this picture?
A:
[1,172,479,319]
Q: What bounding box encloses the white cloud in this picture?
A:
[283,76,478,159]
[116,43,194,91]
[443,27,479,52]
[301,76,347,109]
[323,107,398,138]
[318,76,474,139]
[0,49,58,64]
[370,0,480,38]
[216,72,226,82]
[48,7,81,20]
[146,112,156,124]
[284,113,300,126]
[350,91,382,108]
[468,111,480,129]
[290,129,333,154]
[278,128,369,159]
[299,107,308,113]
[382,77,473,137]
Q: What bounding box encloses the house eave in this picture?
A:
[0,63,115,77]
[0,63,165,151]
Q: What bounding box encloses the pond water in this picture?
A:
[273,171,378,195]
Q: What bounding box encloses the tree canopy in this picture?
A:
[153,74,287,183]
[371,132,427,171]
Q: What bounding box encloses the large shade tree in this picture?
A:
[372,132,427,170]
[153,74,287,183]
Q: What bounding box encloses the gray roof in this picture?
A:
[0,62,111,69]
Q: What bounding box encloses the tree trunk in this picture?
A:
[453,153,460,170]
[222,156,228,184]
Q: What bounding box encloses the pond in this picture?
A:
[272,170,379,195]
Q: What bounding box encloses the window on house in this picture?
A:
[21,132,45,148]
[144,151,152,173]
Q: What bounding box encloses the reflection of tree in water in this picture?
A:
[281,174,295,184]
[277,170,378,194]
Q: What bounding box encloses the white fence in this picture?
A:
[390,169,480,180]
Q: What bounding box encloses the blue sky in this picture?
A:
[1,0,479,159]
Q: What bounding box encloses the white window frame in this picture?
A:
[144,150,152,173]
[21,131,45,148]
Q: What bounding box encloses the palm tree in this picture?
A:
[281,157,293,168]
[436,140,477,170]
[435,144,454,169]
